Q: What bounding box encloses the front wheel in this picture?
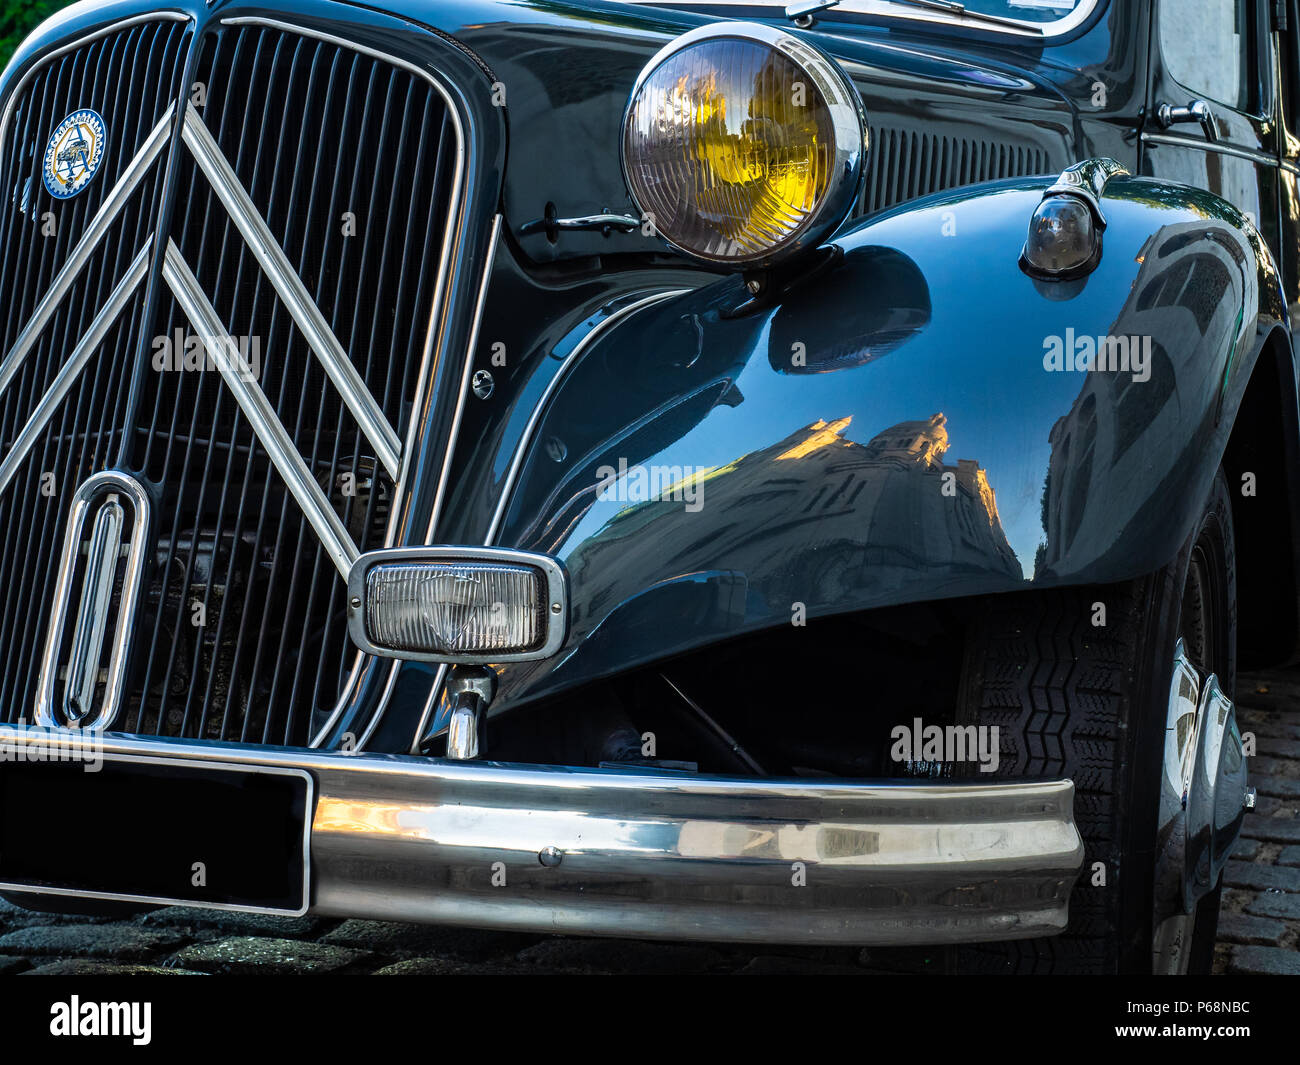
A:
[955,468,1238,974]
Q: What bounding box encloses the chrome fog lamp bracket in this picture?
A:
[1020,157,1128,281]
[346,546,568,664]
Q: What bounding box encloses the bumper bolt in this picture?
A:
[1245,786,1257,811]
[539,846,563,867]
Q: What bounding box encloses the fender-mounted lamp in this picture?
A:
[1021,158,1128,281]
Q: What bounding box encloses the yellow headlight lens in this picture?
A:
[622,27,864,267]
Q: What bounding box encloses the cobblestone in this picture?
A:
[1225,944,1300,975]
[169,937,371,975]
[0,923,186,961]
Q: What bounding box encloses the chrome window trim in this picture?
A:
[611,0,1102,40]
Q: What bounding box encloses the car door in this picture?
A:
[1141,0,1280,258]
[1276,0,1300,334]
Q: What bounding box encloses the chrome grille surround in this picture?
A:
[0,11,483,748]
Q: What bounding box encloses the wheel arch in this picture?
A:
[1222,323,1300,668]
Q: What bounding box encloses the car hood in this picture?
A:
[360,0,1110,264]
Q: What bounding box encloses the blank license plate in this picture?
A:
[0,752,312,915]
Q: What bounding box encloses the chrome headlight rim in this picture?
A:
[620,21,868,270]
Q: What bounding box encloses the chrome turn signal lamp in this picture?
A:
[621,22,866,269]
[347,547,567,663]
[1021,158,1127,281]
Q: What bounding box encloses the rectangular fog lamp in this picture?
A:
[347,547,567,663]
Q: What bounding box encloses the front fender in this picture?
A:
[491,173,1287,708]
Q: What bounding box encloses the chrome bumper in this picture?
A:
[12,732,1085,945]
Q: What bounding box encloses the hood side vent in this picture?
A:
[856,125,1052,219]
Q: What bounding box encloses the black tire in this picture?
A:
[954,467,1236,974]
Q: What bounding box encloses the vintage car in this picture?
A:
[0,0,1289,975]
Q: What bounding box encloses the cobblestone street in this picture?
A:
[2,671,1297,976]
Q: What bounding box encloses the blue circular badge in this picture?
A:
[42,109,107,199]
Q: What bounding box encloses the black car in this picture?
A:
[0,0,1291,975]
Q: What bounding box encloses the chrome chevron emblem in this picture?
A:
[0,99,407,582]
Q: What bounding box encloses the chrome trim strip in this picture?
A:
[0,107,173,400]
[0,730,1085,945]
[484,289,690,545]
[1141,131,1279,168]
[617,0,1100,39]
[0,241,152,495]
[162,240,359,578]
[64,496,124,721]
[34,470,152,730]
[424,213,501,541]
[180,103,401,480]
[409,287,691,751]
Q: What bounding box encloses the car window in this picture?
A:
[1283,0,1300,131]
[1159,0,1252,113]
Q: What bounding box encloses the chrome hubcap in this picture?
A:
[1151,638,1250,974]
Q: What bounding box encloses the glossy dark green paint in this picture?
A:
[472,175,1287,712]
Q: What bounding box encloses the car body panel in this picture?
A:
[467,174,1286,711]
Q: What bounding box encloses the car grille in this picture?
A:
[856,125,1052,217]
[0,15,467,746]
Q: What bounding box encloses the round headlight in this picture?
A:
[621,23,866,269]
